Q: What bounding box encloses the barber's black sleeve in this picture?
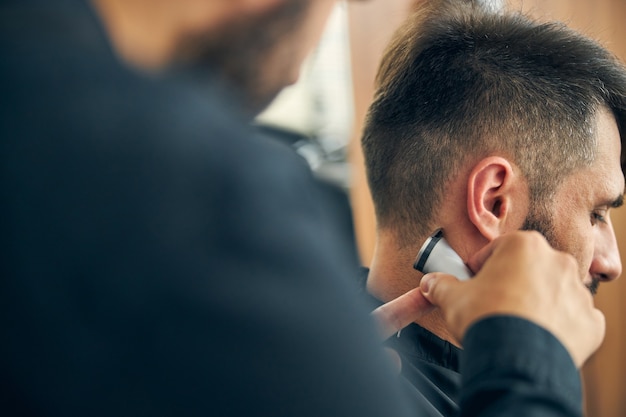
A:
[460,316,583,417]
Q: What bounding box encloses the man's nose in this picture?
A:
[591,220,622,282]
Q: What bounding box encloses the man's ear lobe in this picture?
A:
[466,157,519,241]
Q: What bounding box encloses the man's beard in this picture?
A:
[172,1,309,116]
[521,205,600,295]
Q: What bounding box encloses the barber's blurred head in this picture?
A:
[92,0,338,113]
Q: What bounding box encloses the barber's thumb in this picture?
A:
[420,273,459,306]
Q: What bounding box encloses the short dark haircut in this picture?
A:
[362,1,626,246]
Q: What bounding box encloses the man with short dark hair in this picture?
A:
[0,0,609,416]
[362,1,626,416]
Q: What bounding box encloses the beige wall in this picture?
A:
[347,0,418,264]
[348,1,626,415]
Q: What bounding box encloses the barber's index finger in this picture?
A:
[371,287,434,339]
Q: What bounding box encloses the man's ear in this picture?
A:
[466,156,527,241]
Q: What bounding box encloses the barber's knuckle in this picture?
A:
[505,231,547,255]
[519,230,544,246]
[561,253,579,274]
[502,231,525,248]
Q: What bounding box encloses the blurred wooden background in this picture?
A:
[347,1,626,416]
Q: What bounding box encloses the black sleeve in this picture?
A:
[460,316,583,417]
[1,15,417,412]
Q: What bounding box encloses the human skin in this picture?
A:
[372,231,606,368]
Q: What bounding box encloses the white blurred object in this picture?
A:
[480,0,505,12]
[257,2,354,158]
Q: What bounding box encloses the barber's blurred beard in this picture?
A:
[521,204,600,295]
[173,0,309,116]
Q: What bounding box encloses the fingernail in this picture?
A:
[421,274,435,294]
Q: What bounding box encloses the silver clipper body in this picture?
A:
[413,229,472,281]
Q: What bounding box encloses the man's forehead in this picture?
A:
[555,109,624,206]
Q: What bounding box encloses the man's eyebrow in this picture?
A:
[611,194,624,208]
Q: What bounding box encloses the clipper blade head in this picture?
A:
[413,229,472,281]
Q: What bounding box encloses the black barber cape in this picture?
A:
[1,1,585,416]
[359,269,461,416]
[390,317,461,416]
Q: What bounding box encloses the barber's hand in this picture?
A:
[370,286,435,372]
[420,231,605,368]
[371,287,434,340]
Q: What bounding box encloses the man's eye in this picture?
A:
[592,211,607,224]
